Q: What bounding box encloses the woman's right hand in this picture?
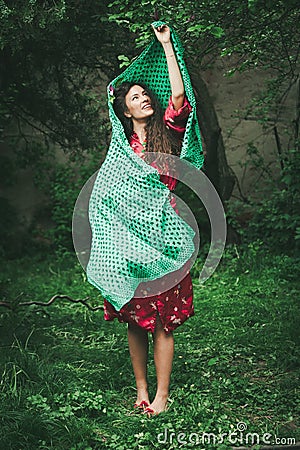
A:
[152,24,171,45]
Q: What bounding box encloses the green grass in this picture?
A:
[0,244,299,449]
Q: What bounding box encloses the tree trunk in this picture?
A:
[190,69,236,201]
[190,69,241,244]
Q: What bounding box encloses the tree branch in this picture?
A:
[273,126,284,171]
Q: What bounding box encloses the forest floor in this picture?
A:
[0,244,299,449]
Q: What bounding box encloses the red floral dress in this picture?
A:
[104,96,194,334]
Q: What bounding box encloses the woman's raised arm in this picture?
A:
[152,24,185,111]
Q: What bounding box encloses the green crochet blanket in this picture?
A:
[86,21,204,311]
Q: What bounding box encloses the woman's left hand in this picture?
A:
[152,24,171,44]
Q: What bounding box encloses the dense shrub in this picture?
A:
[227,148,300,254]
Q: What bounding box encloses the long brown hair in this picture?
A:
[113,82,181,157]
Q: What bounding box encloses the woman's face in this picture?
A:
[124,85,154,121]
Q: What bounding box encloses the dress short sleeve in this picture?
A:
[163,96,192,135]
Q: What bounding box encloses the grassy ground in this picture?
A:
[0,244,299,449]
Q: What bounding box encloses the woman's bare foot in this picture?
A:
[144,393,168,416]
[134,388,150,409]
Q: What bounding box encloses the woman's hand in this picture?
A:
[152,24,171,45]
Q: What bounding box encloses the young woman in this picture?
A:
[104,24,194,416]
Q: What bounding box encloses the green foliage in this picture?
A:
[0,1,135,154]
[0,1,141,257]
[0,136,105,256]
[26,390,107,418]
[107,0,299,72]
[0,247,299,449]
[45,151,102,250]
[108,0,299,149]
[1,1,299,256]
[0,198,17,256]
[0,196,36,258]
[227,148,300,253]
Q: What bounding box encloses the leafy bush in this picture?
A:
[49,153,102,250]
[227,148,300,254]
[249,149,300,249]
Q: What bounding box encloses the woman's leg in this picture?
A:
[127,322,150,405]
[148,315,174,413]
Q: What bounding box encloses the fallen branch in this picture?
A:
[0,302,14,309]
[0,295,103,311]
